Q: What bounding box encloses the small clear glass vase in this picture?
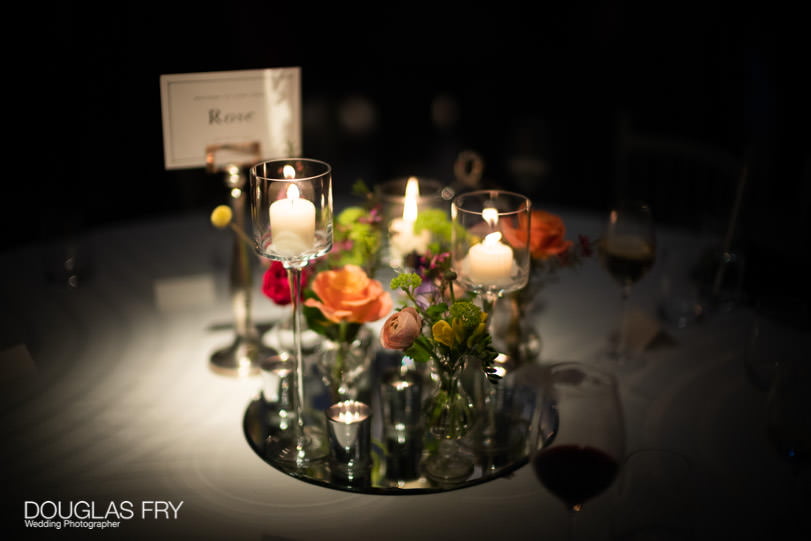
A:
[317,325,376,405]
[422,356,476,485]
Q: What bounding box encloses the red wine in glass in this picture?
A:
[528,362,625,540]
[532,444,620,511]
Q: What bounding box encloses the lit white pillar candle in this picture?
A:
[269,181,316,257]
[389,177,430,259]
[467,231,513,284]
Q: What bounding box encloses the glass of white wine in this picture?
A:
[599,200,656,365]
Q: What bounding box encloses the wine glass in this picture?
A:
[530,362,625,539]
[250,158,333,468]
[598,200,656,365]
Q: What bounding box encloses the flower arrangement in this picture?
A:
[299,263,393,400]
[380,261,500,445]
[380,265,501,385]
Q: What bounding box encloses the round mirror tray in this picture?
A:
[243,353,557,495]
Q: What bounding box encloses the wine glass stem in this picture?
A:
[287,266,306,462]
[617,283,632,361]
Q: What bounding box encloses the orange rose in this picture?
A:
[503,209,573,260]
[304,264,393,323]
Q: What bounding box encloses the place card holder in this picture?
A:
[206,142,274,377]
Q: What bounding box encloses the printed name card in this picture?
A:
[160,68,301,169]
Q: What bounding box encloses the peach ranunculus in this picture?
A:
[304,264,393,324]
[502,209,573,260]
[380,307,423,350]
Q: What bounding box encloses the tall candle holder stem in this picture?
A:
[286,264,308,465]
[476,290,502,451]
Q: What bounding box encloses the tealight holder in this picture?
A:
[375,176,448,271]
[250,158,333,468]
[451,189,531,297]
[325,400,372,482]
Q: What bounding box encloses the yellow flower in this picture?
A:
[432,320,455,347]
[467,322,488,348]
[210,205,233,228]
[452,318,466,344]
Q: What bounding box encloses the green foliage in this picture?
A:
[414,208,453,244]
[390,272,422,292]
[336,206,367,226]
[448,301,483,332]
[321,200,384,277]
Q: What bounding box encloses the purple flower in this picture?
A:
[414,281,439,310]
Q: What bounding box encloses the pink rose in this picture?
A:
[380,307,423,350]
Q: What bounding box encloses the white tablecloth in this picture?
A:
[1,207,807,540]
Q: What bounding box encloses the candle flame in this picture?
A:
[403,176,420,222]
[283,164,296,179]
[286,183,301,201]
[483,231,503,245]
[482,207,499,227]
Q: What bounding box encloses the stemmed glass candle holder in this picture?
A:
[452,190,531,301]
[451,190,531,453]
[250,158,333,467]
[376,177,447,271]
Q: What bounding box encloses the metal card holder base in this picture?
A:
[206,143,276,377]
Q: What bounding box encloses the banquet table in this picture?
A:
[1,203,808,540]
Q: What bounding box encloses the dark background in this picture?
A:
[22,3,811,302]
